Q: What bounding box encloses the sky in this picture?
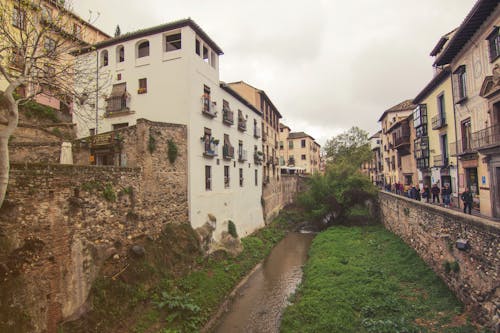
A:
[73,0,476,145]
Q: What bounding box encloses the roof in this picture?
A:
[369,131,382,139]
[219,83,262,117]
[227,81,282,118]
[377,99,416,122]
[429,29,457,57]
[288,131,315,141]
[434,0,499,66]
[75,18,223,55]
[413,67,451,104]
[279,123,291,131]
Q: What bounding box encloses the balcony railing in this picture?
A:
[222,108,234,125]
[254,151,263,164]
[202,97,217,118]
[449,139,476,156]
[238,149,247,162]
[105,96,129,115]
[433,154,448,167]
[202,139,218,157]
[262,130,268,142]
[254,125,261,138]
[223,144,235,159]
[472,124,500,150]
[238,118,247,131]
[431,115,446,129]
[394,134,410,147]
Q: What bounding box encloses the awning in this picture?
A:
[109,83,127,98]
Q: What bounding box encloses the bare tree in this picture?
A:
[0,0,105,207]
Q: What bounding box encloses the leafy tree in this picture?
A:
[324,126,372,166]
[0,0,100,207]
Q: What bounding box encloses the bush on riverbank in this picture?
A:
[281,226,484,333]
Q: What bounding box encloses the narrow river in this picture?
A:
[214,232,315,333]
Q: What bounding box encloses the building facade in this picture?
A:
[368,131,383,186]
[434,0,500,217]
[73,19,264,238]
[278,125,321,175]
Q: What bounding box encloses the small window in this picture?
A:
[117,45,125,62]
[289,141,294,149]
[12,6,25,29]
[279,141,284,149]
[100,50,109,67]
[203,45,209,62]
[165,33,182,51]
[210,51,216,68]
[454,65,467,102]
[301,154,306,160]
[117,73,122,80]
[195,39,201,56]
[301,139,306,148]
[137,40,150,58]
[89,128,95,136]
[205,166,211,190]
[138,78,147,94]
[486,27,500,62]
[224,165,230,188]
[255,169,258,186]
[239,168,243,187]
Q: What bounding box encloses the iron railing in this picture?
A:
[472,124,500,150]
[431,115,446,129]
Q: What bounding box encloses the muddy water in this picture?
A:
[214,232,314,333]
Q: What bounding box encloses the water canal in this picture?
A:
[214,232,315,333]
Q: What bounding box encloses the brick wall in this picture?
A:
[0,119,188,332]
[379,191,499,329]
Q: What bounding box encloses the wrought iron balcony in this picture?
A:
[238,118,247,131]
[223,144,235,159]
[449,140,476,156]
[254,126,261,138]
[431,115,446,129]
[394,134,410,147]
[262,130,268,142]
[472,124,500,151]
[201,97,217,118]
[254,151,263,164]
[202,139,218,157]
[222,108,234,125]
[105,96,129,116]
[433,154,448,167]
[238,149,247,162]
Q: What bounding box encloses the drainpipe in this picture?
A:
[450,68,460,208]
[95,49,99,134]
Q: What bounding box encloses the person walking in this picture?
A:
[422,185,430,203]
[442,184,451,208]
[431,183,440,204]
[409,185,418,200]
[461,187,473,214]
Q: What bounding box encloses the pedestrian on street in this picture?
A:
[442,184,451,208]
[461,187,473,214]
[431,183,440,204]
[422,185,430,203]
[409,185,418,200]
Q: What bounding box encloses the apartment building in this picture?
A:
[0,0,109,110]
[278,124,321,175]
[227,81,282,184]
[73,19,264,238]
[378,100,416,186]
[368,131,383,186]
[433,0,500,217]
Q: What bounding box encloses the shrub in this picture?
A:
[227,220,238,238]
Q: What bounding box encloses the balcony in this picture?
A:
[449,140,476,156]
[105,96,131,117]
[472,124,500,152]
[222,108,234,125]
[274,157,279,165]
[433,154,448,167]
[238,149,247,162]
[394,134,410,147]
[223,144,235,160]
[254,125,261,138]
[262,130,268,142]
[431,115,446,130]
[201,97,217,118]
[202,139,218,157]
[238,118,247,131]
[254,151,263,164]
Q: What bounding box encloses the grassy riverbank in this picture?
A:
[61,210,300,333]
[281,226,484,333]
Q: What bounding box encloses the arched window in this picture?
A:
[101,50,108,67]
[117,45,125,62]
[137,40,149,58]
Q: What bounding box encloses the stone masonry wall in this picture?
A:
[0,119,188,333]
[379,191,499,329]
[262,174,300,222]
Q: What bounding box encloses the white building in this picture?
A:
[73,19,264,239]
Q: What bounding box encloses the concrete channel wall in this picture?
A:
[379,191,499,330]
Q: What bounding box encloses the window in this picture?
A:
[100,50,109,67]
[454,65,467,102]
[203,45,209,62]
[239,168,243,187]
[138,78,147,94]
[205,166,212,190]
[461,118,472,151]
[301,154,306,160]
[224,165,230,188]
[73,24,82,39]
[137,41,150,58]
[117,45,125,62]
[210,51,216,68]
[279,141,284,149]
[12,6,25,29]
[289,141,294,149]
[487,27,500,62]
[45,37,56,54]
[195,39,201,56]
[301,139,306,148]
[165,33,181,51]
[112,123,129,130]
[437,93,446,122]
[117,73,122,80]
[89,128,95,136]
[202,85,212,114]
[255,169,258,186]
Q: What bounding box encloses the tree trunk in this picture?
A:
[0,88,19,208]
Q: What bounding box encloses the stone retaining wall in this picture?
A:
[262,174,301,222]
[379,191,499,329]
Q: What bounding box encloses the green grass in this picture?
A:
[281,226,482,333]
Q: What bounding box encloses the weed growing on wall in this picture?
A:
[167,139,178,164]
[227,220,238,238]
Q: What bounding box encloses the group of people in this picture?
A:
[384,182,474,215]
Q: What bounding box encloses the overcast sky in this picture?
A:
[73,0,475,145]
